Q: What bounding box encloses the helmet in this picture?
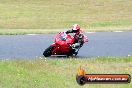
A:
[71,24,81,34]
[71,24,80,32]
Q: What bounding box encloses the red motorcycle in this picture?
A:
[43,31,88,57]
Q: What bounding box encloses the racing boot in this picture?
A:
[71,43,80,55]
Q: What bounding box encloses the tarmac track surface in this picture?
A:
[0,32,132,59]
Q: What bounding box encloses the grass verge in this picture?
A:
[0,26,132,35]
[0,57,132,88]
[0,0,132,34]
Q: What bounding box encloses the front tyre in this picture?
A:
[43,45,54,57]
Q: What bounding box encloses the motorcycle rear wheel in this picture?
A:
[43,45,54,57]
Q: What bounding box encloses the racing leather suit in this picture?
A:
[65,30,84,55]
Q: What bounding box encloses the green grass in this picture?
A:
[0,57,132,88]
[0,0,132,34]
[0,29,62,35]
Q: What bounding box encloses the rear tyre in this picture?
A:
[43,45,54,57]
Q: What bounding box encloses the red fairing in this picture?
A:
[52,32,75,55]
[54,32,75,45]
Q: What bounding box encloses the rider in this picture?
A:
[65,24,84,55]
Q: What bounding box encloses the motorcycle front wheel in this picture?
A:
[43,45,54,57]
